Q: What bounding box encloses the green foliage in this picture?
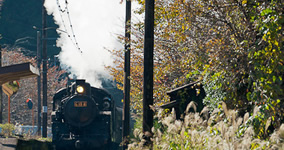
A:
[243,0,284,137]
[203,72,227,110]
[188,0,283,137]
[0,123,15,137]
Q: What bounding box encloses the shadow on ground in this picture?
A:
[0,138,52,150]
[16,139,52,150]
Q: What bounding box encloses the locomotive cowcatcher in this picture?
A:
[51,79,122,150]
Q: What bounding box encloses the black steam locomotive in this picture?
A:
[51,79,122,150]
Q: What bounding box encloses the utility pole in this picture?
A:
[143,0,155,147]
[122,0,131,149]
[42,0,48,138]
[37,31,42,136]
[0,45,2,123]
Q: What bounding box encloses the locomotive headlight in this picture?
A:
[76,86,84,94]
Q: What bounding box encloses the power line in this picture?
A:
[65,1,81,53]
[56,0,82,53]
[57,7,76,48]
[56,0,67,12]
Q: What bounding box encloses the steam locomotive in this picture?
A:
[51,79,122,150]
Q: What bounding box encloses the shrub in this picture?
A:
[0,123,15,137]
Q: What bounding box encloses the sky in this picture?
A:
[44,0,127,87]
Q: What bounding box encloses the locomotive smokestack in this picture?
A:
[75,79,86,85]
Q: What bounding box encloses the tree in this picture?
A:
[107,0,283,137]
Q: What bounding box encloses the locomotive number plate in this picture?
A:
[74,101,87,107]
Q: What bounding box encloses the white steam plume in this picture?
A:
[44,0,125,87]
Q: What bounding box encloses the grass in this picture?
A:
[128,102,284,150]
[0,123,52,142]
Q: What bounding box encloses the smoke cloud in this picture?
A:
[44,0,125,87]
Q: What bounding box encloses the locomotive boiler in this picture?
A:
[51,79,122,150]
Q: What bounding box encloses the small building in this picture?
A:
[0,62,39,85]
[160,81,205,119]
[0,62,39,123]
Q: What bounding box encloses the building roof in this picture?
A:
[0,62,39,85]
